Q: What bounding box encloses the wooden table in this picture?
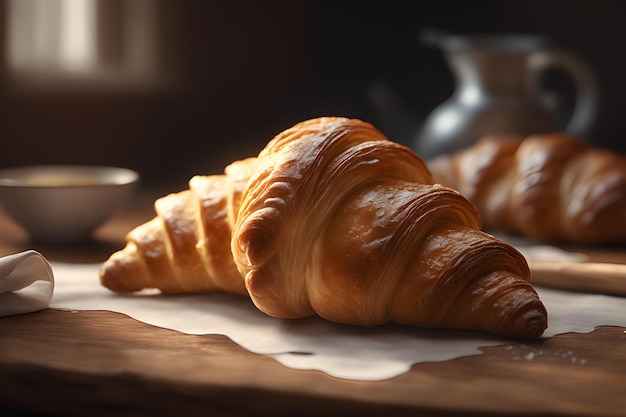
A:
[1,191,626,417]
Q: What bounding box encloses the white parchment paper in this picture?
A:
[48,261,626,381]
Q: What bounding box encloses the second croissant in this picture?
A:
[100,117,547,339]
[429,133,626,244]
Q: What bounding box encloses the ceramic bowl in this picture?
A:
[0,165,139,244]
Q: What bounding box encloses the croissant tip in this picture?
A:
[99,258,122,292]
[99,253,138,293]
[506,307,548,339]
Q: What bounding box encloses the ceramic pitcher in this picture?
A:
[414,33,598,160]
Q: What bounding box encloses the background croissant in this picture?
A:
[101,117,547,339]
[429,133,626,244]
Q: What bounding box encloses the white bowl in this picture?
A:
[0,165,139,244]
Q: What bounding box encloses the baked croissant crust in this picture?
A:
[429,133,626,244]
[101,117,547,339]
[99,158,257,295]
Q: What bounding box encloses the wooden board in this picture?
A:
[2,195,626,416]
[1,310,626,417]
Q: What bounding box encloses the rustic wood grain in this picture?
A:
[1,309,626,417]
[2,197,626,416]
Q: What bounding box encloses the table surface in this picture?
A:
[1,191,626,417]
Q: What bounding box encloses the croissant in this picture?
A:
[428,133,626,244]
[99,157,257,295]
[101,117,547,339]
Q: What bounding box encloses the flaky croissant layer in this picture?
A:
[100,117,547,339]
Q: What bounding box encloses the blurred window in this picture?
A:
[6,0,163,90]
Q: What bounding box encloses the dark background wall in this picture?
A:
[0,0,624,191]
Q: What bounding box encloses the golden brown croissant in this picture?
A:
[99,157,258,295]
[428,133,626,244]
[101,117,547,338]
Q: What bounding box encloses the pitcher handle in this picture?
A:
[528,50,599,138]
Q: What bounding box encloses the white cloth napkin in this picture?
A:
[0,250,54,317]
